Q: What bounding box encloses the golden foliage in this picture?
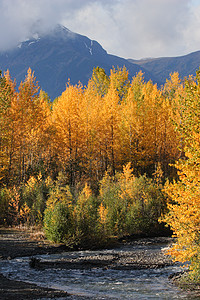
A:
[98,202,108,225]
[161,69,200,280]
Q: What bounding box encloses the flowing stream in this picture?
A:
[0,238,194,299]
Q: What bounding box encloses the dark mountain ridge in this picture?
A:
[0,25,156,100]
[0,25,200,100]
[129,50,200,83]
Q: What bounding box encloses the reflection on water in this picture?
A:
[0,242,194,299]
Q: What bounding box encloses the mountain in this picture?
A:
[129,51,200,83]
[0,25,156,100]
[1,25,200,100]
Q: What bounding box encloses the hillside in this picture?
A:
[129,50,200,83]
[1,25,200,99]
[0,25,156,100]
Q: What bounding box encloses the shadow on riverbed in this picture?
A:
[0,273,69,300]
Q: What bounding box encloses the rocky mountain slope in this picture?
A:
[0,25,156,100]
[129,50,200,83]
[1,25,199,100]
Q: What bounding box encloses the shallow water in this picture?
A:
[0,241,194,299]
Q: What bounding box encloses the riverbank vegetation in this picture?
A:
[0,66,199,281]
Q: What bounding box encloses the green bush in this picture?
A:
[43,181,106,248]
[43,181,74,243]
[0,186,20,225]
[98,172,128,236]
[44,200,74,243]
[99,164,167,237]
[73,183,100,246]
[0,187,12,225]
[125,175,166,234]
[20,174,53,225]
[43,165,167,247]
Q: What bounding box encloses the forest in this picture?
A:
[0,66,200,281]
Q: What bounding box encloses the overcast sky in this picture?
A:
[0,0,200,59]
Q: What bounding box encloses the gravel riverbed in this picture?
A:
[0,227,199,299]
[0,227,87,299]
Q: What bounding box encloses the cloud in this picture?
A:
[65,0,195,59]
[0,0,200,59]
[0,0,84,49]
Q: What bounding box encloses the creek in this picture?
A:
[0,237,193,299]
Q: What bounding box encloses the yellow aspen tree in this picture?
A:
[80,83,102,182]
[126,75,180,177]
[89,67,110,97]
[119,72,144,172]
[109,66,130,101]
[99,81,121,175]
[35,90,52,175]
[135,80,160,172]
[0,70,16,183]
[52,83,84,185]
[162,70,200,281]
[10,68,47,183]
[160,72,186,176]
[142,82,170,174]
[118,162,136,203]
[98,202,108,225]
